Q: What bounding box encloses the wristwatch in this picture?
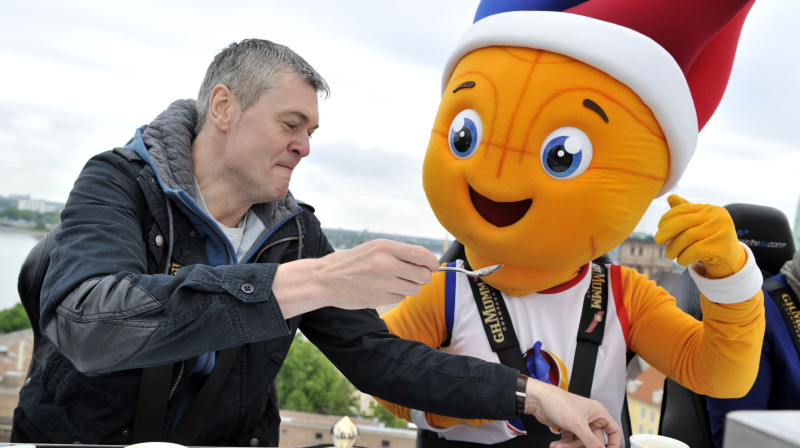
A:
[516,374,529,415]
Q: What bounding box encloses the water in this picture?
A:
[0,231,40,311]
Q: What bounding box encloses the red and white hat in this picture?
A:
[443,0,755,196]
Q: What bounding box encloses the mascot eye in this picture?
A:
[448,109,483,158]
[540,127,593,179]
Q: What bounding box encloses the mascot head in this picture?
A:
[423,0,755,295]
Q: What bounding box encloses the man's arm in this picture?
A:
[273,238,440,319]
[526,379,622,448]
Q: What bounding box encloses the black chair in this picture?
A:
[16,224,60,380]
[723,203,796,278]
[658,203,796,448]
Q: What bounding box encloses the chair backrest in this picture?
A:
[16,224,60,378]
[724,203,796,277]
[659,203,796,447]
[659,375,715,447]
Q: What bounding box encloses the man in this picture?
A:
[12,39,620,448]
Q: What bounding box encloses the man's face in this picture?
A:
[224,72,320,204]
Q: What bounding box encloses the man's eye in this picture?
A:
[284,122,297,130]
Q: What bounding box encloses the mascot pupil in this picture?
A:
[376,0,766,446]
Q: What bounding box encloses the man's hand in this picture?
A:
[274,239,440,318]
[524,379,621,448]
[654,194,746,279]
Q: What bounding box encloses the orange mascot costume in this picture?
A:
[377,0,766,446]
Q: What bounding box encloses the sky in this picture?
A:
[1,0,798,241]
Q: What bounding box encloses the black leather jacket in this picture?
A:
[12,100,518,446]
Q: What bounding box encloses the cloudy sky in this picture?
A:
[1,0,798,240]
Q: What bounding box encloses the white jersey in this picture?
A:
[411,260,629,445]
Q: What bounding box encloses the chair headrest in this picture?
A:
[725,203,796,278]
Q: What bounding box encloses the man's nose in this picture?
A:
[290,136,311,157]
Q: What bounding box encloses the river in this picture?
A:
[0,230,41,311]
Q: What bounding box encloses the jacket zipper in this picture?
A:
[253,236,299,263]
[168,360,185,401]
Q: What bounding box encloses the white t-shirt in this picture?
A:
[193,178,247,258]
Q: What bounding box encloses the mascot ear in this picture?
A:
[456,0,756,196]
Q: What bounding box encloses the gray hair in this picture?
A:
[195,38,330,134]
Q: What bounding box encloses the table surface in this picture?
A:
[723,410,800,448]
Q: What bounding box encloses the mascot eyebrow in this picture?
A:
[450,82,609,126]
[452,81,476,93]
[582,98,609,123]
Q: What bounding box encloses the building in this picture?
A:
[279,410,416,448]
[15,198,64,215]
[627,365,666,436]
[617,233,677,278]
[0,329,32,441]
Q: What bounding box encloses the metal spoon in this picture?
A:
[439,263,504,278]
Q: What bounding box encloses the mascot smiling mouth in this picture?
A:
[469,185,532,227]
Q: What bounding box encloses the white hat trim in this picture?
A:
[442,11,697,196]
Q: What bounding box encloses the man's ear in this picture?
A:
[208,84,237,132]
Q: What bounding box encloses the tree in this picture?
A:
[0,303,32,333]
[278,333,357,415]
[364,400,409,429]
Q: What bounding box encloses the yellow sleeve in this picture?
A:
[375,270,489,429]
[380,270,450,349]
[623,266,765,398]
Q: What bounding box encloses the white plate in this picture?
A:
[126,443,187,448]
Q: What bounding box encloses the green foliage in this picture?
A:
[0,303,32,333]
[364,400,409,429]
[278,333,357,415]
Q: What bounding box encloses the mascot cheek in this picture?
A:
[422,132,471,235]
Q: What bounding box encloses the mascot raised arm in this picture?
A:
[377,0,765,446]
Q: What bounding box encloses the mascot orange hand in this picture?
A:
[654,194,747,279]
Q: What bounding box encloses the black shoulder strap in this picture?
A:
[131,347,242,444]
[763,278,800,357]
[132,363,176,442]
[570,264,610,398]
[467,262,609,435]
[170,346,242,444]
[465,271,545,436]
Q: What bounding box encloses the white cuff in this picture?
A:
[410,409,456,433]
[687,243,763,304]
